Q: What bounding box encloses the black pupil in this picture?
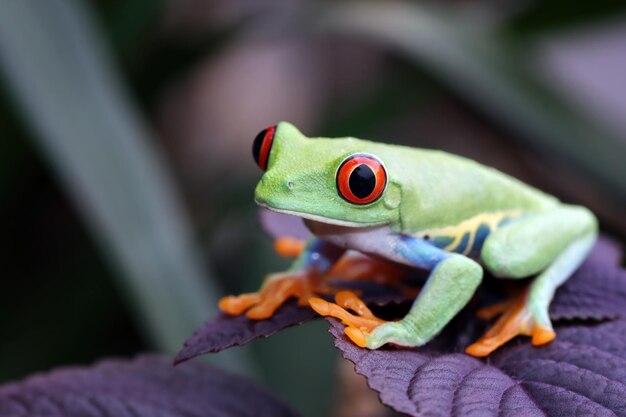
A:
[252,128,269,166]
[349,165,376,199]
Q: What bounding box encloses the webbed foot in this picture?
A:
[309,291,386,347]
[219,271,328,320]
[221,238,412,322]
[465,287,555,357]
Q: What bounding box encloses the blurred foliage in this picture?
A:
[0,0,228,358]
[1,1,625,417]
[510,0,626,33]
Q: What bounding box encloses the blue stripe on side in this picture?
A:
[469,224,491,255]
[430,236,454,249]
[498,216,519,228]
[289,238,344,272]
[453,232,470,254]
[395,235,449,270]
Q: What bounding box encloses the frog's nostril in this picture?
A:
[286,180,295,190]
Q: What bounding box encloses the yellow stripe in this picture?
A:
[417,210,523,254]
[463,230,476,256]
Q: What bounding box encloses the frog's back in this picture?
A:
[367,142,559,233]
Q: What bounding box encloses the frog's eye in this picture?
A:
[252,125,276,170]
[336,154,387,205]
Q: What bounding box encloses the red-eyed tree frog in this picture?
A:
[219,122,598,356]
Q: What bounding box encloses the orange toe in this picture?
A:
[345,327,367,348]
[309,297,333,316]
[309,296,384,331]
[219,269,329,320]
[475,301,510,320]
[465,317,525,356]
[246,303,279,320]
[532,326,556,346]
[328,254,408,285]
[335,291,376,319]
[465,341,496,357]
[274,237,306,258]
[310,293,387,349]
[466,286,557,356]
[219,294,261,315]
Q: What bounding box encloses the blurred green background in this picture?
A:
[1,1,625,416]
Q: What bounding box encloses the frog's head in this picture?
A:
[252,122,401,228]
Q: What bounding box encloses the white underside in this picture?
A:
[256,201,388,228]
[257,202,415,265]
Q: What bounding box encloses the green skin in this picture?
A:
[256,122,598,349]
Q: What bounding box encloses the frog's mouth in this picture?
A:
[256,201,388,228]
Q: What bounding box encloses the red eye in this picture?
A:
[252,125,276,170]
[336,154,387,205]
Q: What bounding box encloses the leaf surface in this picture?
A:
[329,318,626,417]
[174,285,411,365]
[550,261,626,321]
[0,355,299,417]
[175,301,317,364]
[321,239,626,417]
[327,320,544,417]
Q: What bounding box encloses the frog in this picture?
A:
[219,122,598,356]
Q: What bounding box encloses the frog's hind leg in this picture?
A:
[466,206,597,357]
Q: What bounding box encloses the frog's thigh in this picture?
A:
[482,206,597,330]
[481,206,597,279]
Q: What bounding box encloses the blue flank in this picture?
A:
[430,236,454,249]
[395,235,449,270]
[470,224,491,256]
[393,215,524,268]
[453,232,470,254]
[289,238,344,272]
[421,222,495,257]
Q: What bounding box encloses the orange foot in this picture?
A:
[273,236,414,296]
[309,291,386,348]
[223,238,414,322]
[273,237,307,258]
[465,287,556,357]
[328,253,410,286]
[274,236,411,287]
[219,271,330,320]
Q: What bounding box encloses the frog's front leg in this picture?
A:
[219,238,344,319]
[311,236,483,349]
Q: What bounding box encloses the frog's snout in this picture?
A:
[254,174,295,209]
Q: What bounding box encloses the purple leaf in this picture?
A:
[172,227,626,416]
[327,319,544,417]
[0,355,300,417]
[175,285,411,365]
[550,260,626,320]
[586,235,623,266]
[175,300,317,364]
[328,318,626,417]
[492,320,626,417]
[319,238,626,416]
